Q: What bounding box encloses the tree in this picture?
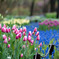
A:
[56,0,59,18]
[30,0,35,16]
[50,0,56,12]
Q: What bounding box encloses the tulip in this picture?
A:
[36,31,39,36]
[19,28,22,33]
[3,34,7,40]
[34,27,37,32]
[12,25,16,30]
[8,37,11,41]
[23,27,26,32]
[32,31,35,35]
[36,35,40,40]
[3,38,7,44]
[15,29,19,35]
[40,42,42,47]
[0,24,1,30]
[28,36,31,42]
[18,32,22,38]
[30,40,34,44]
[23,36,27,41]
[28,31,32,36]
[23,32,26,36]
[13,28,17,33]
[22,45,25,48]
[16,34,19,39]
[21,53,23,58]
[6,28,9,33]
[2,27,6,32]
[3,24,6,28]
[34,48,37,51]
[7,44,10,48]
[9,28,11,32]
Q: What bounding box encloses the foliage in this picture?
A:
[45,12,57,18]
[0,14,3,21]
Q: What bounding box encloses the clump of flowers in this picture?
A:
[0,24,42,59]
[38,20,59,30]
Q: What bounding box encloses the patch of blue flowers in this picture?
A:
[22,22,59,59]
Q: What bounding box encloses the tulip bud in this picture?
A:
[23,36,27,41]
[34,48,37,51]
[3,38,7,44]
[7,44,10,48]
[36,31,39,36]
[23,32,26,36]
[34,27,37,32]
[22,45,25,48]
[36,35,40,40]
[8,37,11,41]
[0,24,1,30]
[12,25,16,30]
[21,53,23,58]
[3,34,7,40]
[23,27,26,32]
[19,28,22,33]
[28,36,31,42]
[30,40,34,44]
[3,24,6,28]
[28,31,32,36]
[2,27,6,32]
[40,42,42,47]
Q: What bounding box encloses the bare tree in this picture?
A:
[30,0,35,16]
[50,0,56,12]
[57,0,59,18]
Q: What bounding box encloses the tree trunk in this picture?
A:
[50,0,56,12]
[56,0,59,18]
[30,0,35,16]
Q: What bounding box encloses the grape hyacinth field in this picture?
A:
[0,15,59,59]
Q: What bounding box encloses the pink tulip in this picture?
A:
[7,44,10,48]
[8,37,11,41]
[15,30,19,35]
[23,27,26,32]
[23,36,27,41]
[3,38,7,44]
[3,34,7,40]
[22,45,25,48]
[31,43,33,45]
[36,35,40,40]
[13,28,17,33]
[28,31,32,36]
[16,34,19,39]
[9,28,11,32]
[32,31,35,35]
[40,42,42,47]
[0,24,1,30]
[18,32,22,38]
[19,28,22,33]
[12,25,16,30]
[23,32,26,36]
[34,48,37,51]
[34,27,37,32]
[30,40,34,44]
[6,28,9,33]
[38,45,40,48]
[3,24,6,28]
[2,27,6,32]
[28,36,31,42]
[21,53,23,58]
[36,31,39,36]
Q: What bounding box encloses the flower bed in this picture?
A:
[38,20,59,31]
[0,24,43,59]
